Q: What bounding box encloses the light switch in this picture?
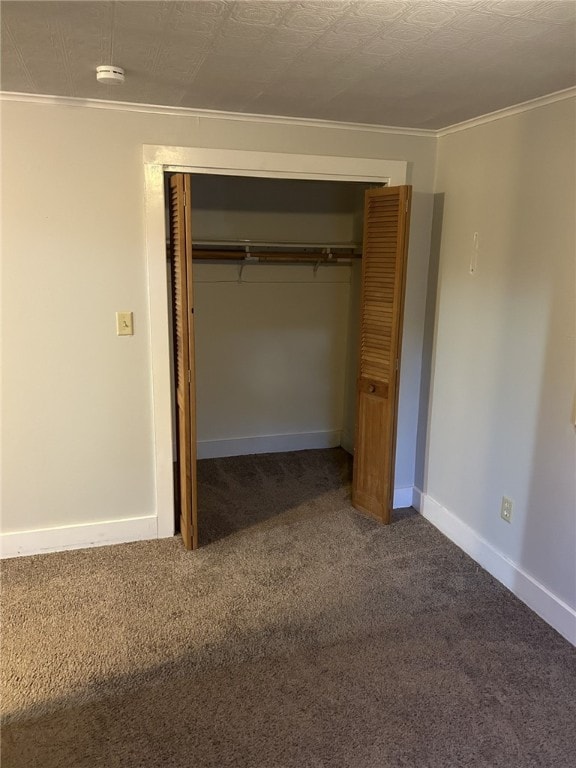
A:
[116,311,134,336]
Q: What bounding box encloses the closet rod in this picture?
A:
[192,249,361,262]
[192,238,361,250]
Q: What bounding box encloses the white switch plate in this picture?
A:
[116,311,133,336]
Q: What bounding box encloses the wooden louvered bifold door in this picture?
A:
[169,173,198,550]
[352,185,412,523]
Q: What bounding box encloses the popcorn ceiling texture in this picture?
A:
[2,449,575,768]
[1,1,575,128]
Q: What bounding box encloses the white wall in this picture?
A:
[0,98,436,544]
[425,98,576,627]
[194,264,351,456]
[190,174,366,244]
[189,175,365,457]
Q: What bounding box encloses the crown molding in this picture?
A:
[437,86,576,137]
[0,91,436,138]
[1,86,574,138]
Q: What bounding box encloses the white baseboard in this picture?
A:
[340,430,354,455]
[197,430,342,459]
[420,494,576,646]
[0,515,158,559]
[412,486,423,512]
[393,487,414,509]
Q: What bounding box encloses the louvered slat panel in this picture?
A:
[172,251,183,391]
[359,193,402,384]
[169,173,197,551]
[352,185,411,525]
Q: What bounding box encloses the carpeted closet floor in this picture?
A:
[2,448,575,768]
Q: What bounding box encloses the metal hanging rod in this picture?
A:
[192,240,362,266]
[192,250,361,262]
[192,238,361,250]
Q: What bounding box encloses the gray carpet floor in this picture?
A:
[1,448,575,768]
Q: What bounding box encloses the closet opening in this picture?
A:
[165,172,411,549]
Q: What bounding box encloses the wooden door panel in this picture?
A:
[352,185,411,524]
[353,388,391,518]
[169,173,198,550]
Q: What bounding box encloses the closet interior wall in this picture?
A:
[169,173,371,460]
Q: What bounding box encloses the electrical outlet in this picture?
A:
[500,496,513,523]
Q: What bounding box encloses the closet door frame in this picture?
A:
[144,145,407,539]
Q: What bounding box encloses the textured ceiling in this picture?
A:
[1,1,575,129]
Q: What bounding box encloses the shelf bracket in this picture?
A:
[314,248,333,276]
[238,245,250,283]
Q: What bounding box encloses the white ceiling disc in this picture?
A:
[96,66,125,85]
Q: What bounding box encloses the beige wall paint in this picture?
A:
[190,176,364,451]
[190,174,367,244]
[1,100,436,533]
[428,98,576,607]
[194,264,351,447]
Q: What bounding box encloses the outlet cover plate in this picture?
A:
[501,496,513,523]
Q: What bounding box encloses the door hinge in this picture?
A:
[187,369,191,383]
[405,199,409,213]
